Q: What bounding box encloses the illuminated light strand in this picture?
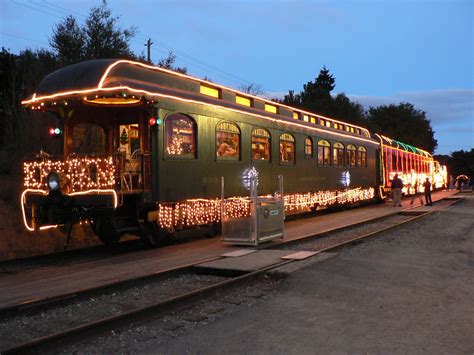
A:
[24,156,115,192]
[23,85,379,145]
[154,187,375,229]
[97,60,371,136]
[22,59,374,143]
[21,189,48,231]
[21,188,118,231]
[379,134,431,157]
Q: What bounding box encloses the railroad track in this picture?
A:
[0,197,463,354]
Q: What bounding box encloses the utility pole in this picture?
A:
[145,38,153,64]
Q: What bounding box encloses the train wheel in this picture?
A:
[95,216,121,247]
[141,221,173,247]
[141,221,161,247]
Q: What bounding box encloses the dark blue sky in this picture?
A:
[1,0,472,154]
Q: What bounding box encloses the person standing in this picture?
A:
[423,177,433,206]
[391,174,403,207]
[410,180,424,206]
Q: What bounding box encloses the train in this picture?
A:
[20,59,447,246]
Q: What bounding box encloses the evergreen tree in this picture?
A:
[330,93,365,126]
[365,103,438,153]
[49,1,136,63]
[49,16,86,65]
[84,1,136,60]
[300,66,335,115]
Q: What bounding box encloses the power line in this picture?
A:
[42,0,88,19]
[8,0,268,92]
[29,0,76,18]
[0,31,49,46]
[11,0,64,19]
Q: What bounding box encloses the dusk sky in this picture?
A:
[1,0,472,155]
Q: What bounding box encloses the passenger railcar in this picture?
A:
[20,59,441,246]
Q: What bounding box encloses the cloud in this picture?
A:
[264,88,474,154]
[347,89,474,126]
[347,89,474,153]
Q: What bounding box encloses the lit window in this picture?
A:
[264,104,278,114]
[333,142,345,166]
[346,126,351,132]
[303,115,309,122]
[293,112,299,120]
[280,133,295,164]
[305,137,313,158]
[326,121,331,128]
[320,118,326,126]
[334,123,339,130]
[358,146,367,167]
[310,116,317,124]
[252,128,271,161]
[216,121,240,160]
[73,123,106,154]
[165,114,197,158]
[236,95,251,107]
[346,144,356,167]
[200,84,220,98]
[318,140,331,166]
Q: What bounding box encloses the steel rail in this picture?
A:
[0,197,463,354]
[0,197,462,316]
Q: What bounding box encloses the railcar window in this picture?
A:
[319,118,326,126]
[73,123,106,154]
[251,128,271,161]
[333,142,345,166]
[346,144,356,167]
[317,140,331,166]
[279,133,295,164]
[293,112,300,120]
[236,95,252,107]
[165,114,197,158]
[305,137,313,158]
[310,116,317,124]
[264,104,278,114]
[358,146,367,167]
[118,124,139,155]
[303,114,309,122]
[216,121,240,160]
[200,84,220,98]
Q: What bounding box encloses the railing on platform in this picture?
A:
[23,152,152,194]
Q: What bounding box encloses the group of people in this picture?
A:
[390,174,433,207]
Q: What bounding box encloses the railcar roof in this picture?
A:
[22,59,377,144]
[377,134,432,158]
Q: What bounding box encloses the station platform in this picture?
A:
[0,190,460,311]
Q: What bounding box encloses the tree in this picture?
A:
[280,90,301,107]
[280,67,365,124]
[238,83,264,96]
[49,1,136,63]
[84,1,136,60]
[365,103,438,153]
[331,93,365,126]
[445,149,474,181]
[281,66,336,117]
[49,16,85,65]
[157,51,187,74]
